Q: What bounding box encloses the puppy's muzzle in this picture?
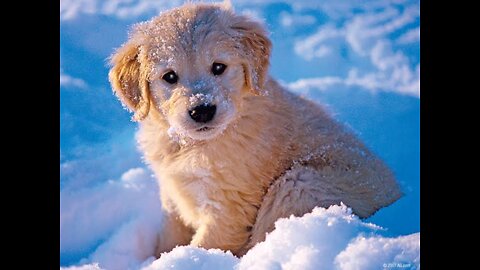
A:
[189,104,216,123]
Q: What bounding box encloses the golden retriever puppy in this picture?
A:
[108,2,402,257]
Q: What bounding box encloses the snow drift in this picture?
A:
[60,167,163,268]
[61,184,420,270]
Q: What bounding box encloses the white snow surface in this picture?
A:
[60,167,164,270]
[61,202,419,270]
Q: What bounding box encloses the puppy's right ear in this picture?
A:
[109,41,150,121]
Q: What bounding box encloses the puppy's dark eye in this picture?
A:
[162,71,178,84]
[211,63,227,76]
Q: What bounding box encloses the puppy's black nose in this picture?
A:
[189,104,216,123]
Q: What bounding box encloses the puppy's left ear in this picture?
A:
[231,17,272,95]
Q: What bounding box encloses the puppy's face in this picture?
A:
[147,26,245,141]
[109,3,271,141]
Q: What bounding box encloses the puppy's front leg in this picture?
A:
[156,211,194,256]
[190,215,250,256]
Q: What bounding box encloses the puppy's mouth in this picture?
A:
[196,126,214,132]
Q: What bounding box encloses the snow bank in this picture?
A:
[60,167,164,269]
[139,205,419,270]
[60,156,419,270]
[62,204,419,270]
[60,264,103,270]
[237,205,380,270]
[335,233,420,270]
[143,247,237,270]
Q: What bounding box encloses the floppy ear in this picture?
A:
[109,41,150,121]
[231,17,272,95]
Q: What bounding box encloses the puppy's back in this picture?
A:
[267,79,402,218]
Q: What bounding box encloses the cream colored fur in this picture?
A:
[108,2,402,257]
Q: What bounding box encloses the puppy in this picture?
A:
[108,2,402,257]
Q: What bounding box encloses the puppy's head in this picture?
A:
[109,2,271,141]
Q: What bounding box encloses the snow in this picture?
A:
[61,201,419,270]
[279,11,316,28]
[60,264,103,270]
[60,70,88,89]
[143,247,237,270]
[189,93,214,106]
[289,1,420,97]
[335,233,420,270]
[60,168,163,268]
[396,27,420,45]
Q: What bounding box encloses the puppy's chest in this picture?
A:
[164,151,269,213]
[179,167,223,212]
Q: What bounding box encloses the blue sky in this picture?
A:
[60,0,419,266]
